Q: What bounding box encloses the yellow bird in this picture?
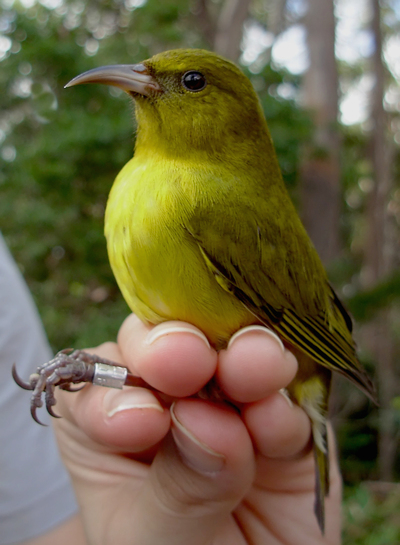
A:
[62,49,377,532]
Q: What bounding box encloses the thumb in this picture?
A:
[132,399,255,545]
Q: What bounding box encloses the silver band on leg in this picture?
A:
[92,363,128,389]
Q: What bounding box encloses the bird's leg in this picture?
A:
[12,349,154,425]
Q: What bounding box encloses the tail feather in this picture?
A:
[289,358,331,535]
[313,427,329,534]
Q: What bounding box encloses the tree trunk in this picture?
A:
[300,0,341,265]
[193,0,216,47]
[193,0,251,62]
[213,0,252,61]
[364,0,396,482]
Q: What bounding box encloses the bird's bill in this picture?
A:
[65,64,161,96]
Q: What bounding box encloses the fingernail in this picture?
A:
[170,403,225,475]
[103,388,164,417]
[145,321,210,349]
[228,325,285,353]
[279,388,294,408]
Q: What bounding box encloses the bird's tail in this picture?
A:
[313,422,329,534]
[288,353,332,534]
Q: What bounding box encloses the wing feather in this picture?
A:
[190,228,376,401]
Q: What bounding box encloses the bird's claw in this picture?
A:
[13,349,154,424]
[13,349,105,424]
[12,364,36,390]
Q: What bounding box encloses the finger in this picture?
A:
[242,390,312,459]
[55,341,170,453]
[217,326,298,402]
[251,424,341,500]
[118,314,218,397]
[129,399,255,545]
[238,425,342,543]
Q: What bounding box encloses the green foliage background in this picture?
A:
[0,0,398,539]
[1,0,311,349]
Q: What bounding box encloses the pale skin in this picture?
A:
[36,314,341,545]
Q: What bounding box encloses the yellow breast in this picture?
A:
[104,156,251,348]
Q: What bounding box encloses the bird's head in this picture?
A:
[66,49,272,162]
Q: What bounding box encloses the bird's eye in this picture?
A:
[182,71,207,92]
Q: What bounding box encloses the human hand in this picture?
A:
[52,314,342,545]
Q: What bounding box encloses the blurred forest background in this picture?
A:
[1,0,399,540]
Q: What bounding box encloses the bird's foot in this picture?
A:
[12,349,152,425]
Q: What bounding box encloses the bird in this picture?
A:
[40,49,379,533]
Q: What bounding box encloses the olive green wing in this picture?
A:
[187,207,376,401]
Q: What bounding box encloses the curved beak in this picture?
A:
[65,64,161,96]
